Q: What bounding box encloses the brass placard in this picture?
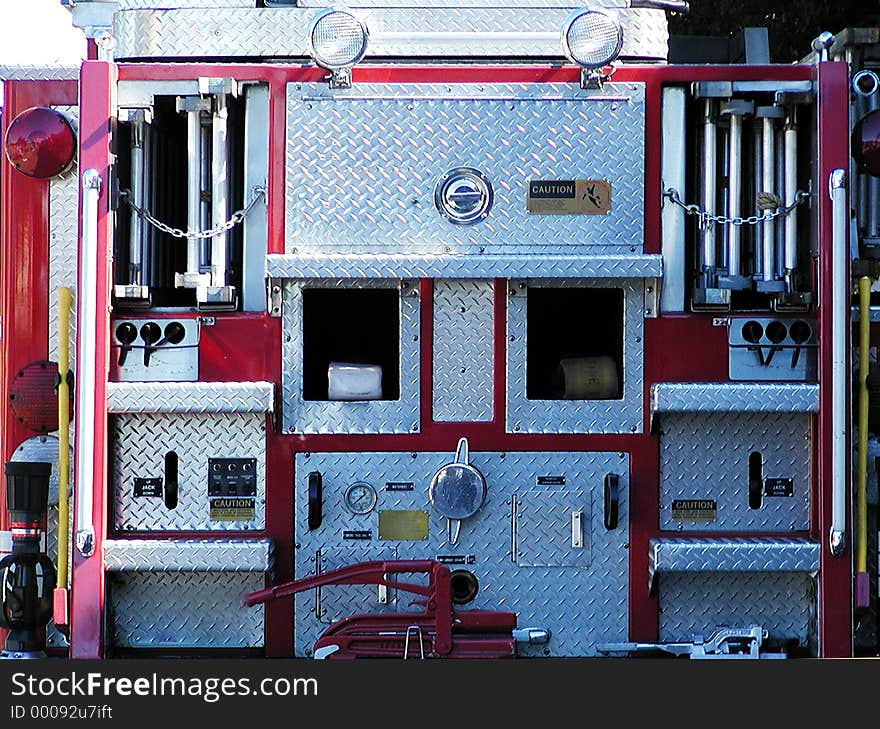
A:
[526,179,612,215]
[671,499,717,523]
[210,497,255,521]
[378,510,429,540]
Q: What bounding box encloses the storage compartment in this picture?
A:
[302,288,400,401]
[281,280,420,435]
[526,287,623,400]
[506,279,644,434]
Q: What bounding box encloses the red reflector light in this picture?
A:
[3,107,76,179]
[9,361,70,434]
[852,109,880,177]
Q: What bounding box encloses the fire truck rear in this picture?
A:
[0,1,875,659]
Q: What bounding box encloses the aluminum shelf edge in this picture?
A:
[106,381,275,414]
[648,537,820,592]
[104,538,272,572]
[266,253,663,280]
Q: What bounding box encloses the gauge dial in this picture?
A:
[344,481,377,515]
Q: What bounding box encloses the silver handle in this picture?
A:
[571,510,583,548]
[74,169,101,558]
[829,168,847,556]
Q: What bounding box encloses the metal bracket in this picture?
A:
[329,68,352,90]
[580,68,606,91]
[267,280,282,318]
[598,625,778,659]
[644,278,660,318]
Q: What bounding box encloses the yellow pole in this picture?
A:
[57,287,72,587]
[857,277,870,576]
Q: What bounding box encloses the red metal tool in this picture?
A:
[245,560,518,659]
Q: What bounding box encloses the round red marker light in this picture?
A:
[4,107,76,179]
[853,109,880,178]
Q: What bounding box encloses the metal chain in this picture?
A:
[121,185,266,240]
[664,187,810,228]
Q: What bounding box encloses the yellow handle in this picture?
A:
[857,277,870,575]
[57,287,72,587]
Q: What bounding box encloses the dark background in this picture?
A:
[669,1,880,62]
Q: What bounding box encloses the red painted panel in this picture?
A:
[815,61,853,658]
[69,61,115,659]
[1,80,77,531]
[644,315,729,383]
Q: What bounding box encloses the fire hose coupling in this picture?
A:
[512,628,552,645]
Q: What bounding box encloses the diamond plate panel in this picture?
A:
[433,280,494,422]
[104,538,272,572]
[0,66,79,81]
[293,450,629,657]
[281,280,420,435]
[516,490,591,568]
[109,571,265,648]
[265,253,663,280]
[506,279,644,434]
[112,412,266,531]
[112,8,667,61]
[651,383,820,417]
[106,381,275,414]
[286,83,644,257]
[49,107,79,371]
[659,413,811,532]
[659,572,816,647]
[648,537,820,592]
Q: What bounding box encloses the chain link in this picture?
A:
[664,187,810,228]
[121,186,266,240]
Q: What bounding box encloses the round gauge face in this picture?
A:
[344,482,378,515]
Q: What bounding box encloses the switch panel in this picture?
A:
[208,458,257,497]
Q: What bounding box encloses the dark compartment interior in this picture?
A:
[526,287,624,400]
[302,288,400,401]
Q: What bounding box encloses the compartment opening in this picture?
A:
[302,288,401,401]
[526,287,623,400]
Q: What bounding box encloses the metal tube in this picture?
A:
[211,94,229,288]
[784,116,798,275]
[74,170,100,558]
[857,277,870,578]
[866,89,880,238]
[128,114,144,286]
[829,168,847,557]
[701,99,716,271]
[186,108,201,274]
[761,115,775,281]
[200,120,211,271]
[775,128,785,279]
[57,287,72,584]
[727,112,742,276]
[752,120,764,275]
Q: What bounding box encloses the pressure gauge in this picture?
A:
[344,482,377,515]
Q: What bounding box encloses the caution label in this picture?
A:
[671,499,717,523]
[526,179,612,215]
[210,497,255,521]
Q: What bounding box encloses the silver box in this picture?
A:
[286,82,645,257]
[506,279,644,434]
[281,280,420,435]
[112,412,266,532]
[659,412,812,532]
[293,450,629,657]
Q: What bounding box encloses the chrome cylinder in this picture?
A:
[727,112,742,276]
[186,108,201,275]
[200,120,211,271]
[700,99,716,271]
[211,95,229,288]
[784,116,798,275]
[761,115,775,281]
[128,113,145,286]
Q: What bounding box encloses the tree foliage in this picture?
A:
[669,1,880,62]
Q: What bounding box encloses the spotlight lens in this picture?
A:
[309,10,368,70]
[562,10,624,70]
